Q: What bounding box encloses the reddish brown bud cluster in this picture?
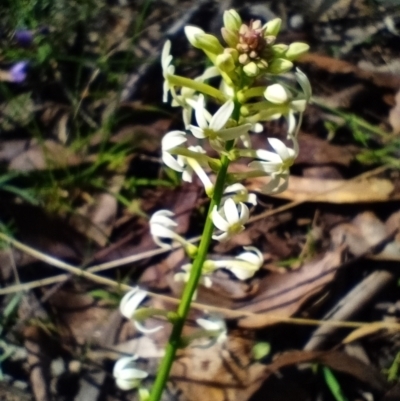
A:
[236,20,270,66]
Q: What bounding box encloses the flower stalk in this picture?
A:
[115,8,310,401]
[149,148,233,401]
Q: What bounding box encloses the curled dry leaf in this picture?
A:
[265,350,388,392]
[342,322,400,345]
[249,176,395,203]
[331,211,400,260]
[235,247,345,329]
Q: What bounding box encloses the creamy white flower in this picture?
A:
[295,68,312,102]
[212,246,263,280]
[264,83,291,104]
[249,137,298,194]
[161,40,175,103]
[188,95,251,142]
[223,183,257,206]
[196,315,227,344]
[181,146,214,195]
[174,262,213,289]
[149,210,189,249]
[161,130,187,172]
[211,198,250,242]
[113,355,148,390]
[120,287,163,334]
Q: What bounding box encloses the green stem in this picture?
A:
[168,74,226,102]
[148,154,230,401]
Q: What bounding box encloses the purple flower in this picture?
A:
[14,29,34,46]
[9,62,28,83]
[14,26,49,47]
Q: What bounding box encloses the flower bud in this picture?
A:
[267,58,293,74]
[291,98,307,112]
[284,42,309,60]
[271,44,288,57]
[216,53,235,72]
[243,61,259,77]
[264,84,291,104]
[263,18,282,36]
[223,9,242,30]
[196,33,224,55]
[221,27,238,47]
[185,26,224,55]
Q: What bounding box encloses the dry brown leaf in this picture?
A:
[299,53,400,89]
[331,211,400,260]
[9,140,85,171]
[265,350,388,392]
[171,334,267,401]
[389,89,400,134]
[235,248,344,329]
[297,133,359,166]
[69,175,124,246]
[249,176,395,203]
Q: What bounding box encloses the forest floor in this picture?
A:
[1,0,400,400]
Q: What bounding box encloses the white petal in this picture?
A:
[162,151,184,172]
[247,193,258,205]
[211,206,229,231]
[291,99,307,112]
[184,26,205,47]
[161,40,172,70]
[255,149,282,162]
[120,288,147,319]
[229,266,255,280]
[197,318,222,331]
[260,175,281,194]
[268,138,291,161]
[212,231,229,242]
[162,131,187,151]
[198,66,220,80]
[116,378,140,391]
[151,211,177,227]
[116,367,148,381]
[194,95,209,129]
[248,161,280,174]
[217,124,252,141]
[113,356,139,376]
[251,123,264,133]
[209,100,234,131]
[223,198,239,225]
[203,276,213,288]
[238,202,249,223]
[287,112,296,136]
[295,68,312,100]
[224,183,245,194]
[150,225,177,240]
[188,125,207,139]
[264,84,290,104]
[134,320,163,334]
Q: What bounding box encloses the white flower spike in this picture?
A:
[113,355,148,390]
[211,198,250,242]
[120,287,163,334]
[189,95,251,142]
